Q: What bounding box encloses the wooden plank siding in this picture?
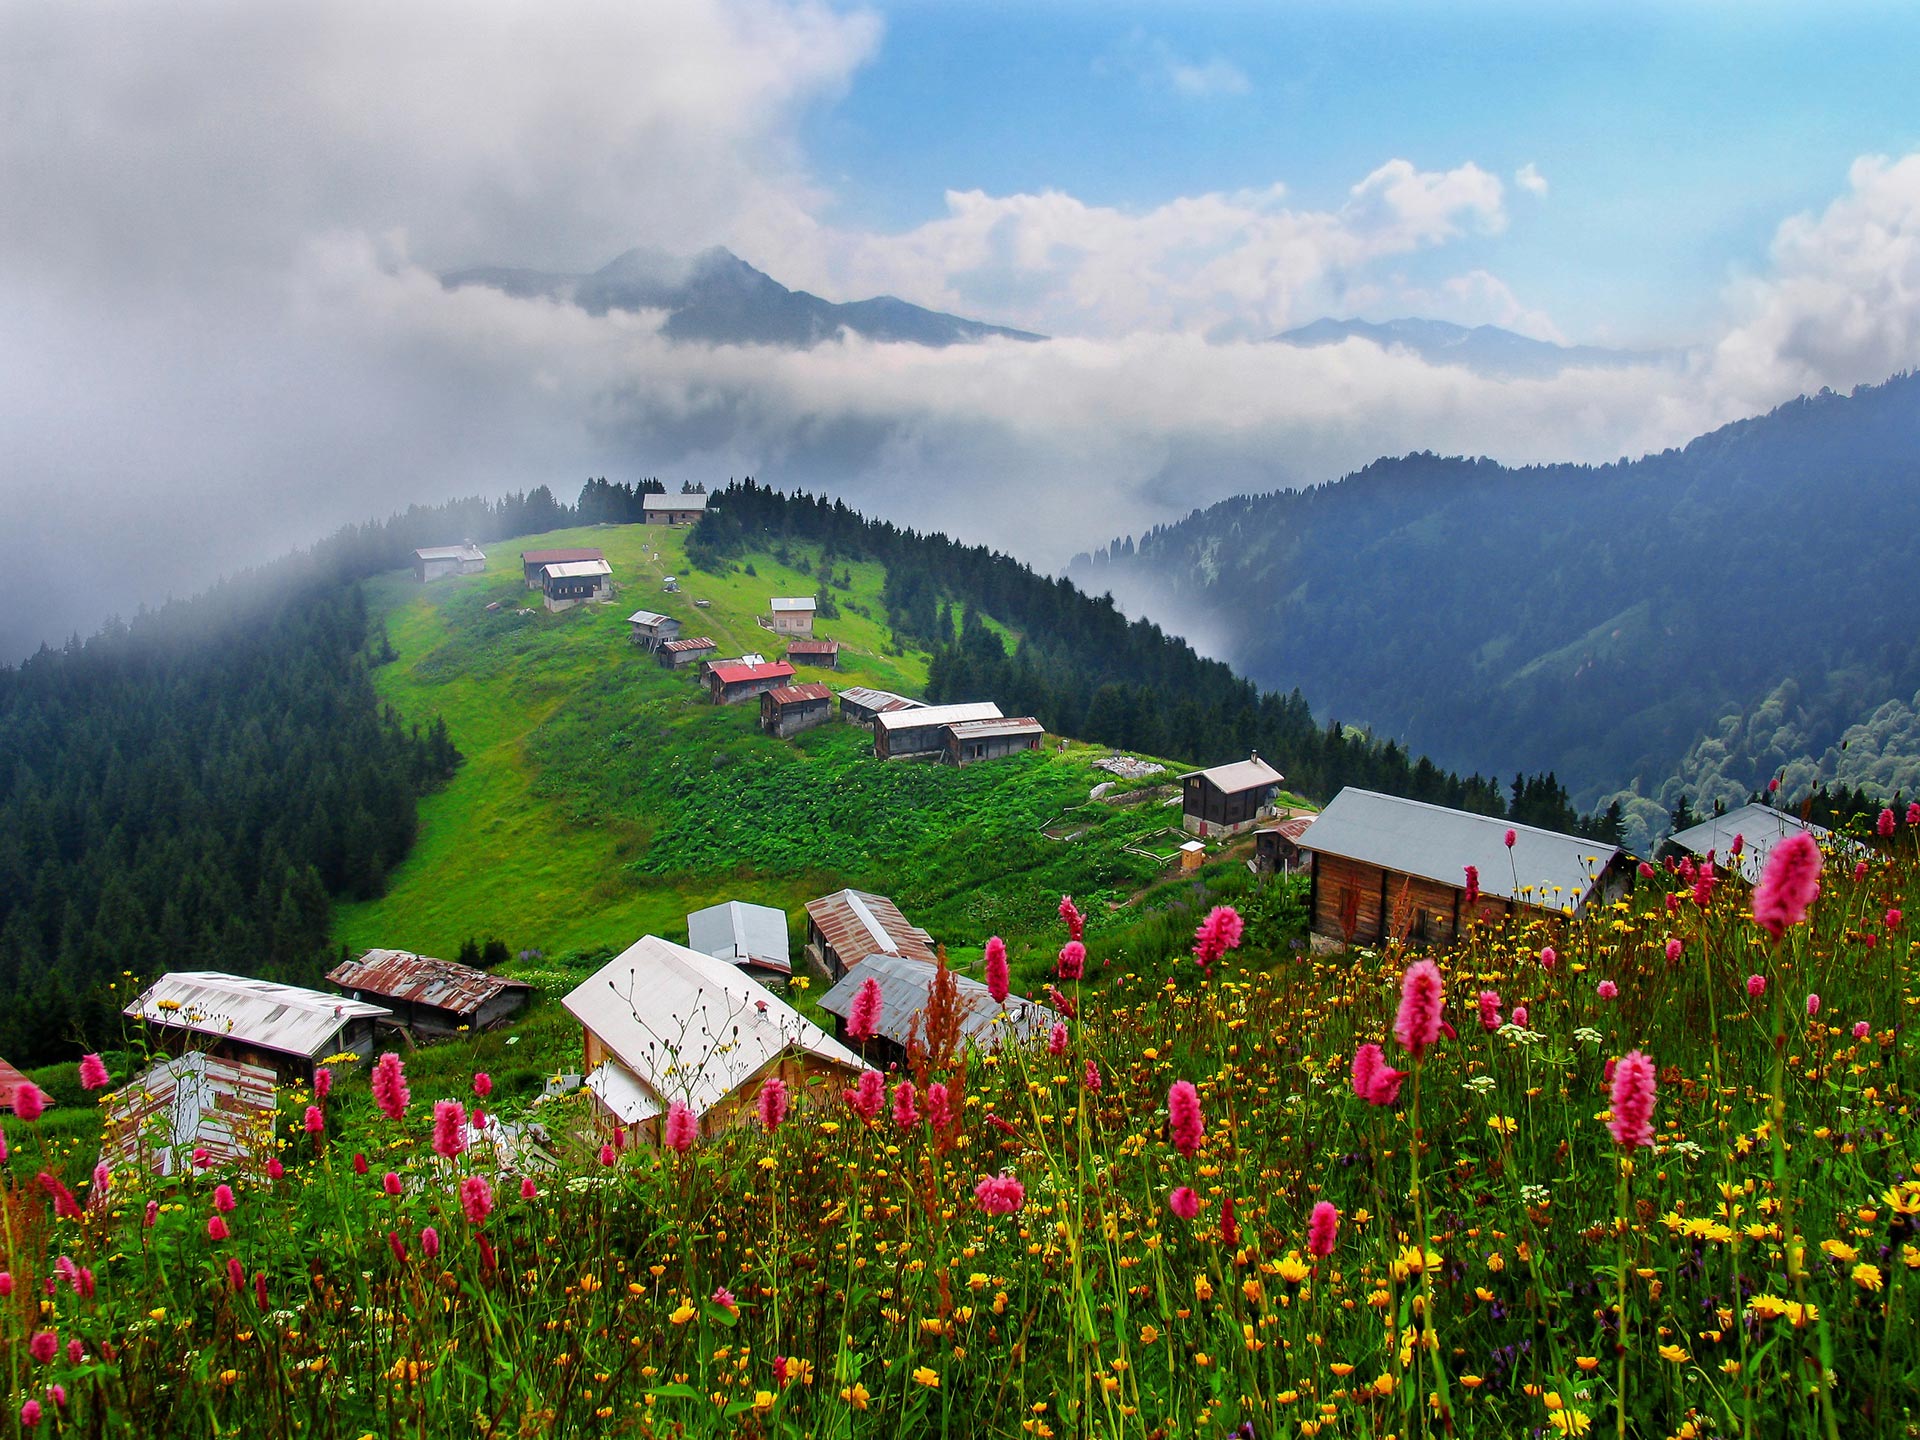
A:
[1310,853,1515,946]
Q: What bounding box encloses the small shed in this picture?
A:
[1179,755,1285,837]
[839,687,924,726]
[626,610,683,650]
[1179,839,1207,872]
[803,888,938,981]
[1662,803,1831,884]
[945,715,1044,765]
[124,972,393,1082]
[561,935,860,1145]
[520,547,606,589]
[657,636,717,669]
[0,1056,31,1113]
[1253,815,1317,875]
[1300,787,1628,947]
[708,660,795,705]
[541,559,613,612]
[96,1052,278,1180]
[874,701,1004,760]
[818,953,1057,1067]
[413,544,486,582]
[761,682,834,738]
[643,492,708,526]
[785,638,842,669]
[768,597,817,637]
[327,950,532,1037]
[686,901,793,978]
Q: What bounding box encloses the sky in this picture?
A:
[5,0,1920,661]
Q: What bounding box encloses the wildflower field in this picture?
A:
[5,821,1920,1438]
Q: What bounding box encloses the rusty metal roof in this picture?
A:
[947,716,1043,740]
[0,1056,30,1112]
[661,636,717,653]
[328,950,531,1018]
[839,686,922,713]
[764,682,833,706]
[1258,815,1317,843]
[97,1051,278,1179]
[804,889,937,967]
[786,638,841,654]
[125,972,393,1061]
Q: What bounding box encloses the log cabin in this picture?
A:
[803,888,937,981]
[413,543,486,581]
[707,659,795,705]
[642,492,707,525]
[520,547,606,588]
[657,636,717,669]
[96,1052,278,1179]
[626,610,682,650]
[838,687,923,726]
[540,559,614,612]
[1253,815,1317,875]
[785,638,842,669]
[873,701,1003,759]
[944,715,1044,765]
[1179,754,1284,837]
[761,682,834,738]
[327,950,531,1038]
[767,597,816,637]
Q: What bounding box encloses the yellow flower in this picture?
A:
[1547,1410,1592,1435]
[1852,1263,1884,1293]
[1275,1254,1311,1286]
[668,1301,697,1326]
[1138,1324,1160,1345]
[1821,1238,1859,1264]
[912,1367,939,1389]
[839,1384,870,1410]
[1488,1115,1518,1136]
[1194,1275,1214,1301]
[752,1391,775,1414]
[1658,1344,1690,1364]
[1746,1294,1789,1321]
[1575,1356,1600,1372]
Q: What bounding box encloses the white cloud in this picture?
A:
[1514,163,1549,197]
[1096,30,1253,101]
[1168,57,1252,98]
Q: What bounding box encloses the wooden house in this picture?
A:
[817,953,1056,1068]
[785,638,841,669]
[945,715,1044,765]
[540,558,613,612]
[767,597,816,637]
[561,935,860,1145]
[761,682,833,738]
[1662,803,1831,884]
[626,610,682,650]
[708,660,795,705]
[1179,839,1207,872]
[873,701,1003,760]
[1179,755,1284,837]
[686,901,792,979]
[642,492,708,526]
[413,543,486,582]
[657,636,717,669]
[96,1052,278,1180]
[839,687,923,726]
[0,1056,30,1113]
[124,972,393,1083]
[803,888,937,981]
[520,547,606,589]
[1252,815,1316,875]
[1300,788,1628,947]
[327,950,532,1038]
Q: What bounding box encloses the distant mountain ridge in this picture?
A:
[1275,316,1673,378]
[444,246,1045,349]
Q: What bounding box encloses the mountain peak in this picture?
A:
[1273,316,1672,378]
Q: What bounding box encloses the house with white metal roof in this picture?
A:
[1179,754,1284,837]
[873,701,1004,760]
[817,953,1057,1064]
[1662,803,1831,884]
[686,901,793,978]
[767,596,817,637]
[643,492,707,525]
[541,558,614,612]
[413,544,486,582]
[124,972,393,1081]
[626,610,682,650]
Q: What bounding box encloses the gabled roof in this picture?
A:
[839,686,922,713]
[769,597,816,612]
[562,935,859,1119]
[710,661,794,685]
[1182,755,1285,794]
[627,610,675,627]
[97,1052,278,1179]
[1258,815,1317,844]
[786,638,841,654]
[125,972,393,1061]
[0,1056,30,1113]
[1667,804,1831,884]
[1300,788,1620,911]
[948,716,1043,741]
[874,702,1003,733]
[328,950,530,1018]
[643,492,708,511]
[543,559,613,580]
[765,682,833,706]
[520,547,605,566]
[804,889,938,966]
[661,636,717,653]
[415,544,485,562]
[686,901,792,975]
[818,953,1057,1053]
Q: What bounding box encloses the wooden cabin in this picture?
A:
[97,1052,278,1180]
[1253,815,1317,875]
[520,547,606,589]
[945,716,1044,765]
[626,610,682,650]
[761,682,833,738]
[839,687,923,726]
[657,636,717,669]
[785,638,842,669]
[873,701,1003,760]
[642,492,708,526]
[803,888,937,981]
[1179,755,1284,837]
[686,901,792,979]
[817,953,1056,1069]
[124,972,393,1083]
[561,935,860,1146]
[540,559,613,612]
[708,660,795,705]
[0,1056,31,1114]
[768,597,816,637]
[1300,788,1628,947]
[327,950,531,1038]
[1661,803,1831,884]
[413,543,486,581]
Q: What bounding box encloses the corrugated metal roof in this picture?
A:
[711,662,794,685]
[562,935,860,1119]
[786,639,841,654]
[686,901,792,974]
[521,548,605,566]
[839,687,921,712]
[327,951,530,1017]
[627,610,673,627]
[415,544,485,562]
[874,702,1003,733]
[805,889,938,967]
[586,1059,662,1125]
[0,1056,30,1112]
[817,954,1057,1052]
[765,683,833,705]
[769,597,816,612]
[125,972,393,1061]
[1300,788,1620,912]
[1258,815,1317,843]
[947,716,1043,740]
[1182,756,1285,793]
[543,559,613,579]
[97,1052,278,1179]
[1668,804,1830,884]
[661,636,717,653]
[643,492,707,510]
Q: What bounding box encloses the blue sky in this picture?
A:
[799,2,1920,344]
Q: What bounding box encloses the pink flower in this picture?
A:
[1806,993,1821,1017]
[383,1171,402,1196]
[1394,959,1445,1059]
[302,1105,324,1135]
[1167,1080,1204,1157]
[387,1230,408,1264]
[1665,893,1680,916]
[1637,860,1655,879]
[78,1054,110,1090]
[1476,990,1502,1032]
[29,1330,56,1365]
[254,1272,268,1309]
[1083,1060,1101,1091]
[891,1080,919,1130]
[1692,859,1715,908]
[371,1053,410,1121]
[213,1183,236,1213]
[460,1176,493,1226]
[984,936,1009,1004]
[38,1172,81,1219]
[520,1177,538,1200]
[314,1067,333,1101]
[1511,1005,1528,1028]
[974,1173,1026,1215]
[1752,831,1822,938]
[711,1285,738,1311]
[1056,940,1086,981]
[353,1152,368,1175]
[926,1082,954,1135]
[1192,905,1246,970]
[598,1143,616,1167]
[1730,833,1745,858]
[1747,974,1767,999]
[756,1078,789,1132]
[92,1161,109,1196]
[1220,1195,1240,1247]
[665,1100,699,1152]
[1908,801,1920,827]
[1058,894,1085,941]
[1504,828,1517,849]
[845,1072,884,1125]
[1853,1021,1871,1040]
[1351,1043,1388,1102]
[66,1338,84,1365]
[1856,859,1871,881]
[266,1158,283,1181]
[20,1400,41,1429]
[227,1257,245,1292]
[1538,946,1556,970]
[432,1100,467,1159]
[1888,908,1903,930]
[12,1082,45,1122]
[0,1273,10,1297]
[1169,1186,1200,1220]
[1607,1049,1657,1149]
[1307,1201,1339,1259]
[143,1200,158,1228]
[1769,776,1780,792]
[0,1125,6,1162]
[1665,938,1683,963]
[473,1072,492,1099]
[1463,865,1480,910]
[847,977,883,1042]
[420,1226,441,1259]
[1048,1021,1069,1056]
[1596,980,1619,1001]
[1879,807,1897,837]
[207,1214,230,1242]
